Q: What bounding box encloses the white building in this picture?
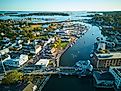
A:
[30,45,42,54]
[16,39,23,44]
[4,54,28,67]
[93,52,121,69]
[109,66,121,90]
[35,59,50,67]
[97,42,106,51]
[0,48,9,55]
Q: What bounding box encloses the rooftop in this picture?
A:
[35,59,50,67]
[110,67,121,77]
[95,52,121,60]
[94,71,114,81]
[5,58,19,62]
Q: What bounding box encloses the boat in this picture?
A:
[90,53,93,58]
[81,74,86,77]
[75,60,92,70]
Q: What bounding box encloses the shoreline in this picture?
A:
[37,75,51,91]
[30,23,89,91]
[57,25,89,67]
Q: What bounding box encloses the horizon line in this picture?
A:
[0,10,121,12]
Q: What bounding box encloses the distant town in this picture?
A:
[0,11,121,91]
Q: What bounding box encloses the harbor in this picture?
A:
[0,11,120,91]
[41,23,114,91]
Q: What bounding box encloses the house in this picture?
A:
[102,26,113,29]
[14,30,22,33]
[48,32,56,35]
[32,31,40,36]
[23,40,30,45]
[55,29,66,35]
[0,54,11,62]
[61,38,70,42]
[14,24,20,27]
[10,44,22,51]
[30,45,42,54]
[42,24,49,29]
[106,42,115,48]
[0,48,9,55]
[4,54,28,67]
[2,37,10,43]
[15,37,23,44]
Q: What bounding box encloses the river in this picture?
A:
[42,23,114,91]
[0,11,114,91]
[60,24,104,66]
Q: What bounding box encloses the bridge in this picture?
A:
[24,66,89,76]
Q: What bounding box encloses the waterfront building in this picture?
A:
[4,54,28,67]
[106,42,115,48]
[92,52,121,69]
[97,42,106,51]
[109,66,121,91]
[102,26,113,29]
[61,38,70,42]
[93,71,114,88]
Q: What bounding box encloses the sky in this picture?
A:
[0,0,121,11]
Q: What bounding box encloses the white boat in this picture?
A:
[75,60,91,69]
[90,53,93,58]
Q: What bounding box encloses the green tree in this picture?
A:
[2,70,23,85]
[53,37,61,49]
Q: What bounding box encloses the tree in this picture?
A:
[53,37,61,49]
[2,70,23,85]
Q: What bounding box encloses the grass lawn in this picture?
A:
[61,42,69,49]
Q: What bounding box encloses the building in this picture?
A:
[102,26,113,29]
[109,66,121,91]
[42,24,49,29]
[4,54,28,67]
[93,71,114,88]
[97,42,106,51]
[30,45,42,54]
[35,59,50,67]
[92,52,121,69]
[0,54,10,62]
[0,48,9,55]
[2,37,10,43]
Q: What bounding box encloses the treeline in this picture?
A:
[8,12,69,17]
[87,11,121,25]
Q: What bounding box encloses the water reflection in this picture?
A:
[60,25,105,66]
